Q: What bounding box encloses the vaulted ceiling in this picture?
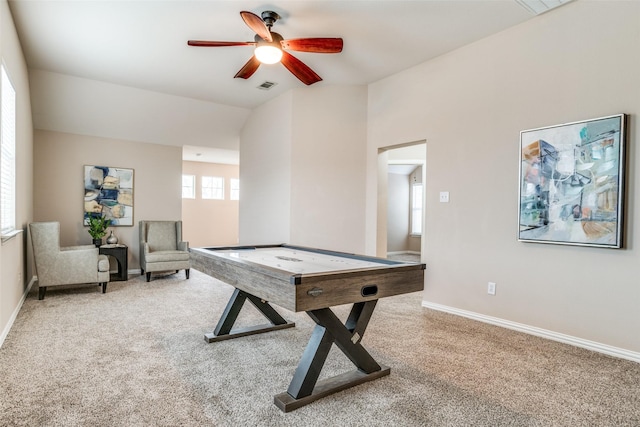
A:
[8,1,562,161]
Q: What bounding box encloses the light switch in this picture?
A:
[439,191,450,203]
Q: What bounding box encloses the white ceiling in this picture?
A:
[387,143,426,174]
[8,1,560,162]
[388,164,419,175]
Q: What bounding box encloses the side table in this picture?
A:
[99,244,128,281]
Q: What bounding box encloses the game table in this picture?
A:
[190,244,425,412]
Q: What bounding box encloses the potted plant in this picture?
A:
[87,215,112,247]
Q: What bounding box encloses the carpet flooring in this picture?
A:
[1,269,638,426]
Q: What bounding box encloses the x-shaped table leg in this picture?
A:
[274,300,390,412]
[204,288,295,343]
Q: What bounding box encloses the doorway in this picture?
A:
[377,142,426,261]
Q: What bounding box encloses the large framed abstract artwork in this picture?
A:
[518,114,627,248]
[84,165,134,226]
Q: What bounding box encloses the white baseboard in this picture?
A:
[0,276,36,349]
[387,251,421,256]
[422,300,640,364]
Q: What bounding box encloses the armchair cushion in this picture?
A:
[146,221,179,252]
[145,250,190,263]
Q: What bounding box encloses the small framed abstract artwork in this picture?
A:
[84,165,134,226]
[518,114,626,248]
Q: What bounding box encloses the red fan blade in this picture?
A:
[240,11,272,42]
[281,38,343,53]
[280,51,322,85]
[188,40,255,47]
[234,56,261,80]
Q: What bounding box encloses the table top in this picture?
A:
[99,244,127,249]
[207,246,397,275]
[191,244,425,312]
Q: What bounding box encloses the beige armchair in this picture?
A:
[29,222,110,300]
[139,220,190,282]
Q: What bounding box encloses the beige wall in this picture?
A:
[181,161,239,248]
[290,85,368,253]
[367,1,640,354]
[240,85,367,254]
[0,0,34,344]
[33,130,182,270]
[387,172,410,252]
[239,92,293,245]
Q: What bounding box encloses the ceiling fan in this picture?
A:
[188,10,343,85]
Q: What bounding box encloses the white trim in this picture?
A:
[422,300,640,364]
[387,251,420,256]
[0,228,22,244]
[0,276,36,348]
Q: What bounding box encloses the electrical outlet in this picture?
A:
[488,282,496,295]
[439,191,450,203]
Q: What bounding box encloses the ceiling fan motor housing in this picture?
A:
[261,11,281,28]
[255,32,283,45]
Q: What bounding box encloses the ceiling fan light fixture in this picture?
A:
[254,45,282,64]
[188,11,335,85]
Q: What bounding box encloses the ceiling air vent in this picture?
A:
[257,81,277,90]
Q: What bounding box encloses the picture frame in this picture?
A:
[84,165,134,226]
[518,114,627,248]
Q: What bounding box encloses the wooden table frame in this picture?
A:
[191,245,424,412]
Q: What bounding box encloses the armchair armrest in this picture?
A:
[62,245,96,251]
[42,246,105,286]
[178,241,189,251]
[56,247,100,271]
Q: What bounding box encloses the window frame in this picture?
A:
[182,174,196,199]
[202,176,224,200]
[1,63,17,236]
[410,183,423,236]
[230,178,240,201]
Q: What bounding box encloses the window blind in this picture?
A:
[1,65,16,234]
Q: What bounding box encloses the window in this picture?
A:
[230,178,240,201]
[1,65,16,235]
[411,183,423,235]
[202,176,224,200]
[182,174,195,199]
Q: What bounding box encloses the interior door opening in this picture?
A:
[377,142,426,263]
